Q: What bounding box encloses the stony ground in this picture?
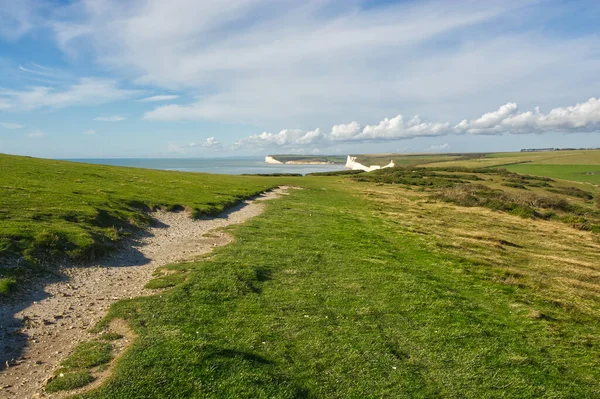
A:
[0,187,289,399]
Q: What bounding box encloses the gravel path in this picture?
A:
[0,187,289,398]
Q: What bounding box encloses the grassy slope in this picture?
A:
[0,154,288,292]
[269,155,346,164]
[423,150,600,185]
[354,153,467,167]
[503,164,600,184]
[78,177,600,398]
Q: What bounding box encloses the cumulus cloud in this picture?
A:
[94,115,126,122]
[0,78,139,111]
[0,122,24,129]
[459,97,600,135]
[233,97,600,149]
[83,129,96,135]
[329,114,452,142]
[330,122,361,141]
[234,129,323,149]
[168,137,221,152]
[139,95,180,102]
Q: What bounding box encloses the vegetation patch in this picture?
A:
[0,154,293,292]
[79,180,600,398]
[46,371,95,393]
[349,166,599,234]
[547,186,594,200]
[61,341,113,369]
[145,272,188,289]
[45,341,113,393]
[0,276,16,295]
[306,169,365,176]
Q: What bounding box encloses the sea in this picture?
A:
[65,157,347,175]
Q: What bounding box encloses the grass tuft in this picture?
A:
[0,277,16,295]
[45,371,95,393]
[62,341,113,370]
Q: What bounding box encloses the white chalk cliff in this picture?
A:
[265,156,283,164]
[345,155,395,172]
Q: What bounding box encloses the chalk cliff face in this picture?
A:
[265,156,283,164]
[345,155,395,172]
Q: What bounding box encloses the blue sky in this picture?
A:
[1,0,599,158]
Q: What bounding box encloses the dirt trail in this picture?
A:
[0,187,290,398]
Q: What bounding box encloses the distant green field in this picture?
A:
[354,153,475,167]
[503,164,600,185]
[484,150,600,165]
[269,155,346,164]
[421,150,600,185]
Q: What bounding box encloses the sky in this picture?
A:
[1,0,600,159]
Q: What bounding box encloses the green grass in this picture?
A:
[78,179,600,398]
[352,166,599,233]
[268,155,346,164]
[354,153,472,167]
[145,272,188,289]
[45,341,113,393]
[0,277,16,295]
[62,341,113,369]
[98,332,124,341]
[46,371,95,393]
[0,154,290,289]
[504,164,600,184]
[3,154,599,397]
[421,150,600,185]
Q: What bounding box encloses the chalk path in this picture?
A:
[0,187,290,398]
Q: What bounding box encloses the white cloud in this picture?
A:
[330,114,453,142]
[468,103,518,129]
[53,0,569,126]
[0,78,139,111]
[94,115,126,122]
[460,98,600,135]
[168,137,221,152]
[330,122,361,141]
[234,128,322,149]
[0,122,24,129]
[232,97,600,148]
[26,129,45,138]
[83,129,96,135]
[139,95,180,102]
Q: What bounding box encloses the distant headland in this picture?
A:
[265,155,395,172]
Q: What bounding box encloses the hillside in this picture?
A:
[1,154,599,398]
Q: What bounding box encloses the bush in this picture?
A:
[547,187,594,200]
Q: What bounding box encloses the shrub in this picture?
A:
[547,187,594,200]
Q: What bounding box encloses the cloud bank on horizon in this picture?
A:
[0,0,599,157]
[230,97,600,150]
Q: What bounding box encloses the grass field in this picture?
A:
[503,164,600,184]
[268,155,347,164]
[0,154,289,294]
[72,174,600,398]
[2,154,599,397]
[417,150,600,185]
[353,153,473,167]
